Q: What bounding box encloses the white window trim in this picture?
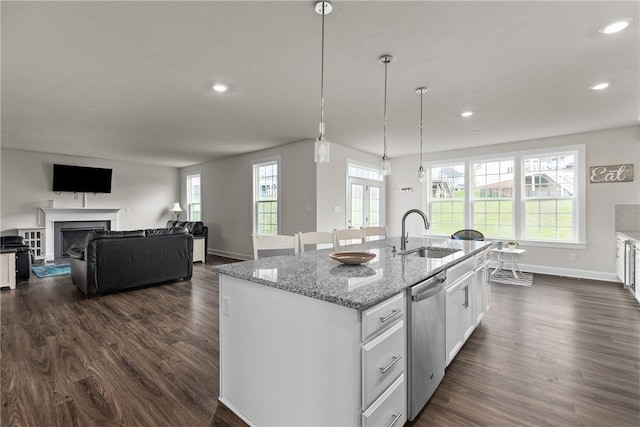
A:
[426,144,586,248]
[252,156,281,236]
[186,171,201,221]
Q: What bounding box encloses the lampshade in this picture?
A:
[169,202,182,212]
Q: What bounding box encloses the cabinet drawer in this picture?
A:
[362,293,403,340]
[362,374,406,427]
[362,320,404,409]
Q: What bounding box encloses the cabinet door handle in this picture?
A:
[387,412,402,427]
[462,285,469,308]
[379,309,401,323]
[380,355,402,374]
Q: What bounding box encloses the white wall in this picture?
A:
[0,149,180,233]
[181,141,316,259]
[387,125,640,281]
[316,143,382,232]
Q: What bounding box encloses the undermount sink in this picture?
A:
[400,246,460,259]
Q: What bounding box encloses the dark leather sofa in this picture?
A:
[68,228,193,296]
[0,236,33,281]
[166,220,208,252]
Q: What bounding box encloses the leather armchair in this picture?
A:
[166,220,208,253]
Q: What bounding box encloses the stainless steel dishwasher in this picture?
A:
[407,270,447,421]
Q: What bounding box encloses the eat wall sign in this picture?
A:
[589,164,634,183]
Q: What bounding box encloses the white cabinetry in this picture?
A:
[636,248,640,302]
[445,269,475,366]
[219,274,406,427]
[360,293,406,425]
[18,227,46,260]
[1,252,16,290]
[193,237,205,263]
[473,249,490,325]
[616,234,626,282]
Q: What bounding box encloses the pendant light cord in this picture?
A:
[319,2,326,138]
[419,90,424,164]
[383,59,388,158]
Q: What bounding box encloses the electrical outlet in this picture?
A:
[223,297,231,316]
[570,253,577,261]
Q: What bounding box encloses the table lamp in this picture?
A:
[169,202,183,220]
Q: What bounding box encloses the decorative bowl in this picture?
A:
[329,251,376,265]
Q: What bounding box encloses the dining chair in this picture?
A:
[297,231,334,253]
[451,229,485,241]
[333,228,365,247]
[252,235,298,259]
[362,226,387,242]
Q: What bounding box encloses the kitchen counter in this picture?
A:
[617,230,640,242]
[213,236,490,310]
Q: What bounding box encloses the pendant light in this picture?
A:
[379,55,393,176]
[416,87,428,182]
[314,1,332,163]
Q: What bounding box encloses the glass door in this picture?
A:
[348,178,384,229]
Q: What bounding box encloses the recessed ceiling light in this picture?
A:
[461,111,474,118]
[212,83,228,92]
[590,82,609,91]
[599,18,633,34]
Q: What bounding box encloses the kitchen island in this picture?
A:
[214,236,491,427]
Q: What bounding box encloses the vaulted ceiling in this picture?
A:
[2,1,638,167]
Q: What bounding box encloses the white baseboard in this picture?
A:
[492,261,620,283]
[208,248,252,261]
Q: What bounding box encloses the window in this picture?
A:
[186,173,201,221]
[253,159,279,235]
[472,159,514,239]
[523,152,576,241]
[427,145,584,245]
[347,163,385,228]
[429,163,465,236]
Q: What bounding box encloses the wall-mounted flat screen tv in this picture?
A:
[52,164,113,193]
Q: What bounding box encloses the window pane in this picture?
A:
[254,161,279,235]
[471,159,514,238]
[429,163,465,235]
[523,152,575,242]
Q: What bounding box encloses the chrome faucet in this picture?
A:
[401,209,430,251]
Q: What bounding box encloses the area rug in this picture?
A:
[490,269,533,287]
[32,263,71,278]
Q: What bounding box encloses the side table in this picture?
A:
[491,248,526,279]
[193,237,206,263]
[1,249,17,289]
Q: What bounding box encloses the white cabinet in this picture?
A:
[616,234,626,282]
[362,374,405,427]
[1,252,16,290]
[18,227,46,260]
[361,293,406,426]
[219,274,406,427]
[445,269,475,366]
[636,248,640,302]
[193,237,205,263]
[473,249,490,325]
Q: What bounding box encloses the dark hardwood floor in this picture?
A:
[1,258,638,426]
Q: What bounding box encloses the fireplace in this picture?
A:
[40,208,120,261]
[54,221,110,260]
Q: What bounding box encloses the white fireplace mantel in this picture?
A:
[41,208,120,261]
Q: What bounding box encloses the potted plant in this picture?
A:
[506,241,519,250]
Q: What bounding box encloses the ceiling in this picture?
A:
[2,1,639,168]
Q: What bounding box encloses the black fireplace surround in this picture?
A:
[54,220,110,260]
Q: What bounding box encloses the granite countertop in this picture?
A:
[213,236,492,311]
[616,230,640,242]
